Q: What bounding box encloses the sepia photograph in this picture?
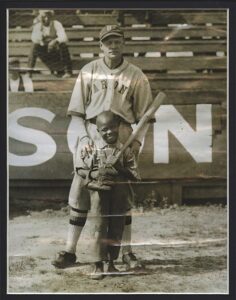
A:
[7,7,228,294]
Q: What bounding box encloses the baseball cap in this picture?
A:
[99,25,124,41]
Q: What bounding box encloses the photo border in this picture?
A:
[1,1,235,299]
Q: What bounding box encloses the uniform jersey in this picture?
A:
[67,58,153,124]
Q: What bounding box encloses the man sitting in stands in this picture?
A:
[28,9,73,78]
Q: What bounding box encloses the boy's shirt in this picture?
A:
[94,141,141,181]
[78,141,141,182]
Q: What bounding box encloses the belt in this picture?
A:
[87,115,131,126]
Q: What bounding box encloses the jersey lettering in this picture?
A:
[118,84,128,95]
[99,79,128,95]
[114,80,119,89]
[101,80,107,89]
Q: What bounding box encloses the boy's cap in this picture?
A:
[99,25,124,41]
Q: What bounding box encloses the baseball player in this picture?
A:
[52,25,153,271]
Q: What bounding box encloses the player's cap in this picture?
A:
[99,25,124,41]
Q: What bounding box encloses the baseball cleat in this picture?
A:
[90,261,104,280]
[51,251,76,269]
[122,252,143,270]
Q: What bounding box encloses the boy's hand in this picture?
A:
[89,169,99,180]
[105,154,118,166]
[89,167,117,184]
[99,166,118,177]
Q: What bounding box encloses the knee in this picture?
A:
[29,43,45,59]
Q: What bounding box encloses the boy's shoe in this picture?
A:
[122,252,142,270]
[51,251,76,269]
[90,261,104,280]
[107,261,120,275]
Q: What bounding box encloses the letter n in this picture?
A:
[153,104,212,163]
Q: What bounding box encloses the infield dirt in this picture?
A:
[8,204,227,294]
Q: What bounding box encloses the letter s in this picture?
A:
[9,108,56,167]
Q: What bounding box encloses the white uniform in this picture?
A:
[67,58,153,209]
[68,58,152,123]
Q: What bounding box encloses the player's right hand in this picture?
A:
[79,136,94,159]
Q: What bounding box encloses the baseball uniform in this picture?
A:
[52,25,153,269]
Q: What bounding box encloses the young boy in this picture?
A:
[78,111,140,279]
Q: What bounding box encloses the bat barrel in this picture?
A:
[114,91,166,163]
[145,91,166,117]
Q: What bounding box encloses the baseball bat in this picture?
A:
[109,91,166,165]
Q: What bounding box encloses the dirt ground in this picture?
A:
[8,204,228,294]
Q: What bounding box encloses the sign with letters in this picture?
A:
[9,94,226,180]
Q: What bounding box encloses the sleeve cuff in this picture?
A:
[67,111,86,118]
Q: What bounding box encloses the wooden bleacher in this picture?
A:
[9,9,227,27]
[9,10,227,205]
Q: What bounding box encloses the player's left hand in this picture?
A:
[130,139,141,159]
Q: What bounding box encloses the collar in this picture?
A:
[100,58,128,75]
[102,140,123,150]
